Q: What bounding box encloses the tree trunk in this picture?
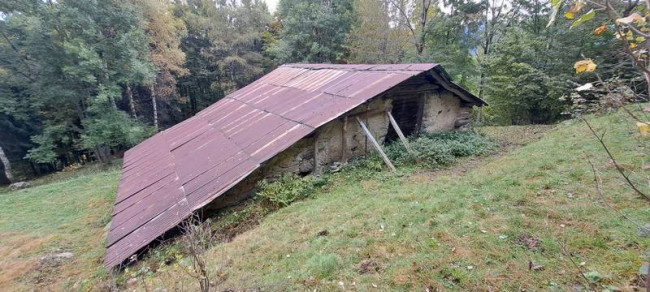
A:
[151,84,158,131]
[94,146,111,164]
[0,145,15,183]
[126,84,137,118]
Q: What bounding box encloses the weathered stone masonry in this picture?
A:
[208,79,474,210]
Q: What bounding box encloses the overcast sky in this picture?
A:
[263,0,278,13]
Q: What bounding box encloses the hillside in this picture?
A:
[1,107,649,290]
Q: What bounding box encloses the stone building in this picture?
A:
[105,63,486,269]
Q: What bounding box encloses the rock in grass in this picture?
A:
[9,181,30,190]
[638,223,650,237]
[41,252,74,262]
[640,262,649,276]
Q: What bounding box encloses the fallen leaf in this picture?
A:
[528,260,546,271]
[617,13,646,25]
[569,1,585,14]
[594,25,608,35]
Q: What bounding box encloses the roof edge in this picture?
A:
[429,66,488,106]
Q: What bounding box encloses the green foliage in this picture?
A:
[80,107,153,150]
[1,0,157,165]
[152,244,184,266]
[257,174,328,208]
[483,26,571,125]
[175,0,271,114]
[384,130,498,169]
[268,0,355,63]
[24,124,73,164]
[347,0,404,64]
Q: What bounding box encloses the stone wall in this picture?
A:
[422,91,457,132]
[206,87,472,211]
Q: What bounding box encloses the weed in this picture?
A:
[383,130,498,169]
[305,253,342,280]
[257,174,329,208]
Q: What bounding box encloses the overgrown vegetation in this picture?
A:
[258,174,330,209]
[384,130,498,168]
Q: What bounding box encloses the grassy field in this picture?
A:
[1,107,649,291]
[0,163,120,290]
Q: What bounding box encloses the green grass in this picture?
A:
[146,108,650,290]
[1,107,649,291]
[0,163,120,291]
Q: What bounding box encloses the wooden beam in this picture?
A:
[428,71,476,105]
[356,117,396,172]
[341,116,348,164]
[313,133,319,174]
[344,108,387,119]
[415,94,425,135]
[386,110,415,155]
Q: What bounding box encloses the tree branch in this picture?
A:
[585,153,645,229]
[583,118,650,201]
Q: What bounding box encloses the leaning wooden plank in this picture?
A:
[386,110,415,155]
[356,117,396,172]
[313,133,320,174]
[341,116,348,164]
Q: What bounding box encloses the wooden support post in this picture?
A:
[313,133,319,174]
[415,94,425,135]
[386,110,415,155]
[356,117,396,172]
[364,104,369,155]
[341,117,348,164]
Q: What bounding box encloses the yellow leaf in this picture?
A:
[637,122,650,136]
[616,30,634,40]
[617,13,646,25]
[569,1,586,14]
[631,42,638,49]
[594,25,608,35]
[574,59,597,74]
[565,12,575,20]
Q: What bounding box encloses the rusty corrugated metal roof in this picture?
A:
[105,63,484,269]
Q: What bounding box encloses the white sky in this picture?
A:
[263,0,278,13]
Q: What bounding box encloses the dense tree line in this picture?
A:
[0,0,642,181]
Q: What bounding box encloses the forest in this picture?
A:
[0,0,644,182]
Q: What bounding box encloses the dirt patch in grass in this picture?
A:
[359,259,381,274]
[514,234,542,251]
[475,125,556,146]
[0,233,57,290]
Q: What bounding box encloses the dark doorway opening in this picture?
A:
[385,95,423,142]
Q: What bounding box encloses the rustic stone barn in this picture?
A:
[105,63,486,268]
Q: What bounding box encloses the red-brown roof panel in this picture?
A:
[105,63,484,269]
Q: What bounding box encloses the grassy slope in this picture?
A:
[151,110,649,290]
[0,164,120,290]
[0,108,648,291]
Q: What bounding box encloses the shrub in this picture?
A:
[257,174,328,208]
[384,130,497,169]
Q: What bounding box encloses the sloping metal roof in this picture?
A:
[105,63,484,269]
